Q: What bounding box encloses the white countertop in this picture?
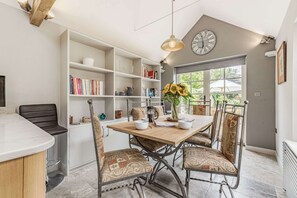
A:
[0,113,55,162]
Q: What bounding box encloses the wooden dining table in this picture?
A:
[107,114,213,198]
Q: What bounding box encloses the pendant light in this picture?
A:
[161,0,185,52]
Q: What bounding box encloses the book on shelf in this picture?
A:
[147,69,155,79]
[70,75,104,96]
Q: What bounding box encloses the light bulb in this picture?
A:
[169,39,176,48]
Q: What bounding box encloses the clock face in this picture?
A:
[192,30,216,55]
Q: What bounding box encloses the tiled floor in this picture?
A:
[47,149,286,198]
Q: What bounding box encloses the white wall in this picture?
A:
[275,0,297,166]
[0,3,65,112]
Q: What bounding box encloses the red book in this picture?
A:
[148,69,155,79]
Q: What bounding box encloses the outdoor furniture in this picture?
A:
[183,101,248,198]
[107,114,213,198]
[19,104,67,192]
[88,99,153,198]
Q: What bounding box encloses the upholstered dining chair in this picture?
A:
[88,99,153,198]
[172,101,223,167]
[127,99,166,152]
[188,99,212,116]
[183,101,248,198]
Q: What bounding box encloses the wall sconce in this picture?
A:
[160,59,168,73]
[260,35,275,44]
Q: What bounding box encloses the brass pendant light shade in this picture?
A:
[161,0,185,52]
[161,35,185,52]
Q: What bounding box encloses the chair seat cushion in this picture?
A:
[101,148,153,184]
[186,133,211,147]
[42,125,67,136]
[183,147,237,176]
[130,137,166,151]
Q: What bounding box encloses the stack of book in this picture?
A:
[70,75,104,95]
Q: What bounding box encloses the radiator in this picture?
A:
[283,141,297,198]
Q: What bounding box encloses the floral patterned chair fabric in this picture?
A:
[193,105,207,115]
[131,107,146,120]
[130,105,165,152]
[154,105,164,116]
[130,137,166,151]
[93,114,105,170]
[101,148,153,184]
[186,133,211,147]
[221,114,239,164]
[183,101,248,198]
[183,147,237,175]
[88,99,153,198]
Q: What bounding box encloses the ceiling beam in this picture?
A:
[29,0,56,27]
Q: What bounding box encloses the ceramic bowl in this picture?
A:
[134,120,149,130]
[178,120,193,130]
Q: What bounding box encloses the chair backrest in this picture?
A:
[188,99,211,116]
[127,99,147,121]
[19,104,58,128]
[210,101,224,144]
[88,99,105,181]
[220,101,248,172]
[127,98,164,121]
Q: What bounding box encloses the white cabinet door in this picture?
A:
[103,128,129,152]
[69,124,96,170]
[69,122,130,170]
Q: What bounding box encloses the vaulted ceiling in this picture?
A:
[0,0,291,62]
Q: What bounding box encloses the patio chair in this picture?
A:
[88,99,153,198]
[183,101,248,197]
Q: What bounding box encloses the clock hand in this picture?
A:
[202,39,204,48]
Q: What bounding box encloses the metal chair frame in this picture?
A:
[184,101,248,198]
[188,99,212,116]
[126,99,165,151]
[88,99,149,198]
[172,101,223,167]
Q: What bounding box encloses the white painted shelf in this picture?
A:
[141,96,161,99]
[70,62,114,73]
[141,77,160,82]
[69,94,114,98]
[115,71,141,79]
[115,96,142,99]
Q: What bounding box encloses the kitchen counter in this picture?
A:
[0,113,54,162]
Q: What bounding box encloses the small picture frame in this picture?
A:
[277,41,287,84]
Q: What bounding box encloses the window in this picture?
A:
[176,65,245,114]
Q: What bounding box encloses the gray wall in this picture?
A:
[162,15,276,150]
[274,0,297,165]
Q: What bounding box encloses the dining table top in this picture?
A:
[107,114,213,146]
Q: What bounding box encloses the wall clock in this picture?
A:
[192,30,216,55]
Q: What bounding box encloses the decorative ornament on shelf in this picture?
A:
[17,0,56,27]
[161,0,185,52]
[162,82,193,121]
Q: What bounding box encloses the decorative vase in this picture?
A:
[171,103,179,121]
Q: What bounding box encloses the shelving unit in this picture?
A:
[60,30,161,174]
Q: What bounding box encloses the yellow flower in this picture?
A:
[162,84,170,94]
[177,86,184,95]
[180,88,188,96]
[170,84,178,94]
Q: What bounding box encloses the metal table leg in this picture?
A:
[134,137,187,198]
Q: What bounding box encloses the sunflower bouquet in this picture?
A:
[162,82,193,120]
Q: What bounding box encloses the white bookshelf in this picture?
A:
[60,29,161,174]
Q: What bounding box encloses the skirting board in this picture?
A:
[245,145,276,156]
